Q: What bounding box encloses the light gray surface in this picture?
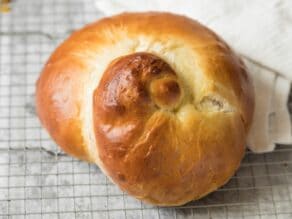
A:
[0,0,292,218]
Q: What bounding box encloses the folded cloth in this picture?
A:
[244,58,291,152]
[95,0,292,153]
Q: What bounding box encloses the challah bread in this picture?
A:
[36,12,254,206]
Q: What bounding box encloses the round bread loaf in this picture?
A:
[36,12,254,206]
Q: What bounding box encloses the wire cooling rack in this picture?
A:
[0,0,292,218]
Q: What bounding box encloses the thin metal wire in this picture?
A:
[0,0,292,218]
[2,170,292,181]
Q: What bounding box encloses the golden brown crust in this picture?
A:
[93,52,248,205]
[35,12,254,205]
[36,55,91,161]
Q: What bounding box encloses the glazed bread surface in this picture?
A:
[36,12,254,206]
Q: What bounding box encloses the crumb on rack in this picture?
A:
[0,0,11,13]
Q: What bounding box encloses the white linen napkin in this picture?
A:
[95,0,292,153]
